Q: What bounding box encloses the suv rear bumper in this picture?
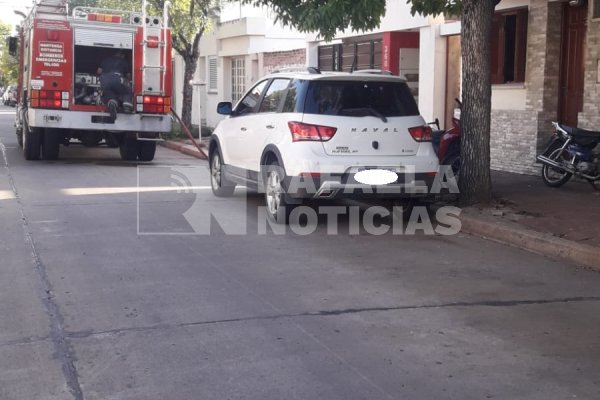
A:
[285,172,437,200]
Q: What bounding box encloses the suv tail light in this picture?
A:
[408,125,432,142]
[288,121,337,142]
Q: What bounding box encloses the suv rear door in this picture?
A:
[301,79,425,157]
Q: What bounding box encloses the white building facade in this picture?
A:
[173,0,455,131]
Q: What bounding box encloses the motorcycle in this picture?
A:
[537,122,600,188]
[431,98,462,179]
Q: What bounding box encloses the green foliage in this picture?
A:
[407,0,461,17]
[68,0,215,58]
[0,22,19,86]
[150,0,215,57]
[244,0,386,42]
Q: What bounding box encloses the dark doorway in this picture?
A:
[558,3,587,126]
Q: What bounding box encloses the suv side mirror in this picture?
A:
[217,102,233,115]
[7,37,18,57]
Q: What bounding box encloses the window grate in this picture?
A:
[594,0,600,19]
[231,58,245,103]
[208,56,218,92]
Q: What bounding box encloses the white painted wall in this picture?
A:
[492,85,528,110]
[418,25,447,124]
[174,0,307,128]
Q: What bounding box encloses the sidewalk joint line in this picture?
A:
[64,296,600,340]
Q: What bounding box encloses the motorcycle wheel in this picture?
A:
[442,152,461,184]
[541,148,572,187]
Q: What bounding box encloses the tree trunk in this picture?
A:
[181,54,198,130]
[458,0,495,206]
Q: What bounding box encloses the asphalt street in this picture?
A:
[1,106,600,400]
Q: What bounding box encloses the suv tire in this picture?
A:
[264,161,298,224]
[210,150,235,197]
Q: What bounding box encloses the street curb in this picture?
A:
[160,140,208,160]
[459,209,600,271]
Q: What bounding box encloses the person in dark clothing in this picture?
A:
[97,50,133,120]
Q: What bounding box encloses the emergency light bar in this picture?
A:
[87,13,122,23]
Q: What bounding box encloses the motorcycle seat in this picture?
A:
[558,123,600,146]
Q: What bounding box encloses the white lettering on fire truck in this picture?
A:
[36,42,66,67]
[30,79,44,90]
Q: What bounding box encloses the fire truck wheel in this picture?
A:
[23,127,42,161]
[119,137,139,161]
[42,130,60,160]
[105,134,120,148]
[138,141,156,162]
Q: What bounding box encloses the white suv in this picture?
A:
[209,69,439,223]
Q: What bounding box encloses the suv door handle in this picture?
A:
[240,127,247,132]
[266,125,275,129]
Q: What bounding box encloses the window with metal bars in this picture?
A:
[318,39,382,72]
[231,57,245,103]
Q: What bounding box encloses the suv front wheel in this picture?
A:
[264,161,300,224]
[210,150,236,197]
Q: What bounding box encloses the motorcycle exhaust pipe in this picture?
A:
[536,155,575,173]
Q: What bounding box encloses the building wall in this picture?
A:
[579,5,600,130]
[175,1,307,129]
[489,0,562,175]
[262,49,306,74]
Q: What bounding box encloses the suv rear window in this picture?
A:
[304,80,419,117]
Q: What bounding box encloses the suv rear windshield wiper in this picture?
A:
[338,107,388,123]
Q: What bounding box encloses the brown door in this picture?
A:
[558,3,587,127]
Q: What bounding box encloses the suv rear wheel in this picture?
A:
[210,150,235,197]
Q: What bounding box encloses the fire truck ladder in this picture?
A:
[32,0,69,18]
[141,0,171,95]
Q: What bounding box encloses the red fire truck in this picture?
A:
[13,0,172,161]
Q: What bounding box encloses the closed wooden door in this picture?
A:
[558,3,587,127]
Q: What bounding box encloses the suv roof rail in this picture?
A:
[352,69,394,76]
[272,67,322,74]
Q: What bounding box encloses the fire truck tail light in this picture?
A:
[137,95,171,114]
[31,90,68,109]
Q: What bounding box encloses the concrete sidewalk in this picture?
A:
[459,171,600,271]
